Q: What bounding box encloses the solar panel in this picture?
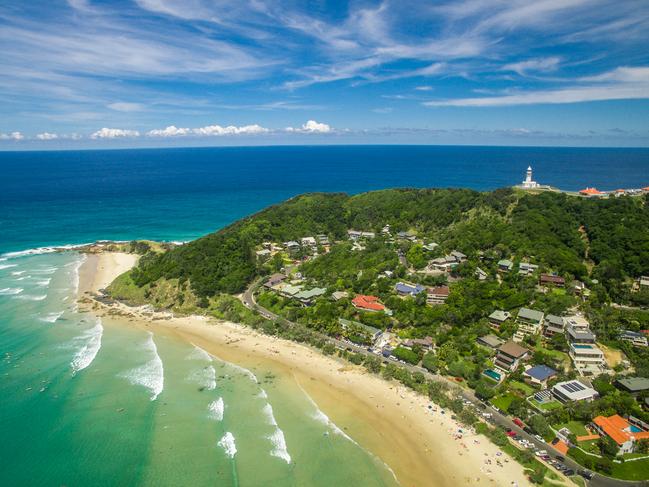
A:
[572,382,585,391]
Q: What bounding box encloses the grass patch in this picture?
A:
[554,421,588,436]
[510,380,535,395]
[491,392,516,412]
[578,439,600,454]
[530,398,563,412]
[611,457,649,481]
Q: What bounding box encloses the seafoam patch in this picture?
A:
[217,432,237,458]
[120,332,164,400]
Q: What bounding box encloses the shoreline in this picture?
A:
[79,250,533,487]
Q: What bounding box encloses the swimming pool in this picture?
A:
[630,425,643,433]
[483,369,502,381]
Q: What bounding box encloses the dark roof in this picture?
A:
[498,341,529,358]
[524,365,558,381]
[615,377,649,392]
[540,274,565,284]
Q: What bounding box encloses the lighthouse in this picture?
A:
[521,165,539,189]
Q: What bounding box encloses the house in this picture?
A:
[429,256,456,273]
[551,380,599,403]
[615,377,649,396]
[523,365,558,387]
[331,291,349,301]
[316,234,329,245]
[634,276,649,292]
[347,230,375,240]
[294,287,326,305]
[569,342,606,377]
[544,314,565,337]
[423,242,439,251]
[565,315,590,331]
[427,285,450,305]
[519,262,539,276]
[573,280,591,300]
[497,259,514,272]
[494,341,529,372]
[352,295,386,312]
[591,415,649,454]
[475,267,488,280]
[264,273,286,288]
[450,250,467,263]
[397,231,417,242]
[284,240,300,252]
[255,248,271,259]
[477,334,504,350]
[567,325,596,344]
[395,282,426,297]
[277,283,303,298]
[620,330,649,347]
[402,336,434,350]
[579,187,605,197]
[514,307,545,342]
[339,318,382,343]
[301,236,317,249]
[488,310,511,330]
[539,274,565,288]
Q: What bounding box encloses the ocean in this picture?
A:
[1,145,648,486]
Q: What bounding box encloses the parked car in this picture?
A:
[513,418,525,428]
[578,470,594,480]
[565,469,575,476]
[506,431,516,437]
[555,455,565,462]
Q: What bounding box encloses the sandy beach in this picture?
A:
[80,251,533,487]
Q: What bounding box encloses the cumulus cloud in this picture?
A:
[286,120,332,133]
[0,131,25,140]
[36,132,59,140]
[146,123,269,137]
[91,128,140,139]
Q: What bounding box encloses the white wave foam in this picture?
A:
[262,403,278,426]
[186,344,213,362]
[268,428,292,464]
[30,268,57,275]
[120,332,164,400]
[217,432,237,458]
[41,311,64,323]
[296,382,356,443]
[258,389,268,399]
[1,243,94,260]
[0,257,6,261]
[14,294,47,301]
[70,319,103,374]
[188,365,216,390]
[208,397,224,421]
[228,362,258,383]
[11,270,25,276]
[34,278,52,287]
[0,264,18,270]
[0,287,23,296]
[71,254,86,299]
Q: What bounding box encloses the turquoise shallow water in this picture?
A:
[0,252,397,486]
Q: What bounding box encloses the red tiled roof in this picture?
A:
[579,187,604,195]
[593,415,649,445]
[352,295,385,311]
[428,285,450,296]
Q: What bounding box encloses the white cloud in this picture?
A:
[146,123,269,137]
[502,57,561,76]
[36,132,59,140]
[91,127,140,138]
[0,131,24,140]
[296,120,331,133]
[107,102,145,112]
[415,86,433,91]
[424,66,649,106]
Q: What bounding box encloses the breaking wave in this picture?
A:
[120,332,164,400]
[217,432,237,458]
[11,270,25,276]
[33,278,52,287]
[70,319,103,374]
[188,365,217,391]
[0,287,23,296]
[14,294,47,301]
[0,264,18,270]
[262,403,292,464]
[296,382,356,444]
[40,311,64,323]
[186,344,213,362]
[208,397,224,421]
[1,243,93,260]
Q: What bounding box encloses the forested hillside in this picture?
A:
[129,188,649,300]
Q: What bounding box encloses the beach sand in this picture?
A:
[81,251,533,487]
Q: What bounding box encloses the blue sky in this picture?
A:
[1,0,648,148]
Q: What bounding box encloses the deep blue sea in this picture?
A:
[1,145,648,255]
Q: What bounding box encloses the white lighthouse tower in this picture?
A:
[521,165,539,189]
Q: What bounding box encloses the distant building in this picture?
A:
[544,314,565,337]
[518,262,539,276]
[615,377,649,396]
[264,273,286,288]
[347,230,375,240]
[396,231,417,242]
[564,315,590,331]
[551,380,598,403]
[352,295,386,312]
[494,341,529,373]
[567,325,596,344]
[395,282,426,297]
[477,334,504,350]
[488,310,511,330]
[294,287,326,305]
[255,248,271,260]
[539,274,565,288]
[284,240,300,252]
[402,336,434,350]
[423,242,439,251]
[427,285,450,305]
[620,330,648,347]
[634,276,649,292]
[570,343,606,377]
[524,364,558,387]
[331,291,349,301]
[521,166,540,189]
[514,307,545,342]
[497,259,514,273]
[579,187,605,197]
[339,318,382,343]
[475,267,488,280]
